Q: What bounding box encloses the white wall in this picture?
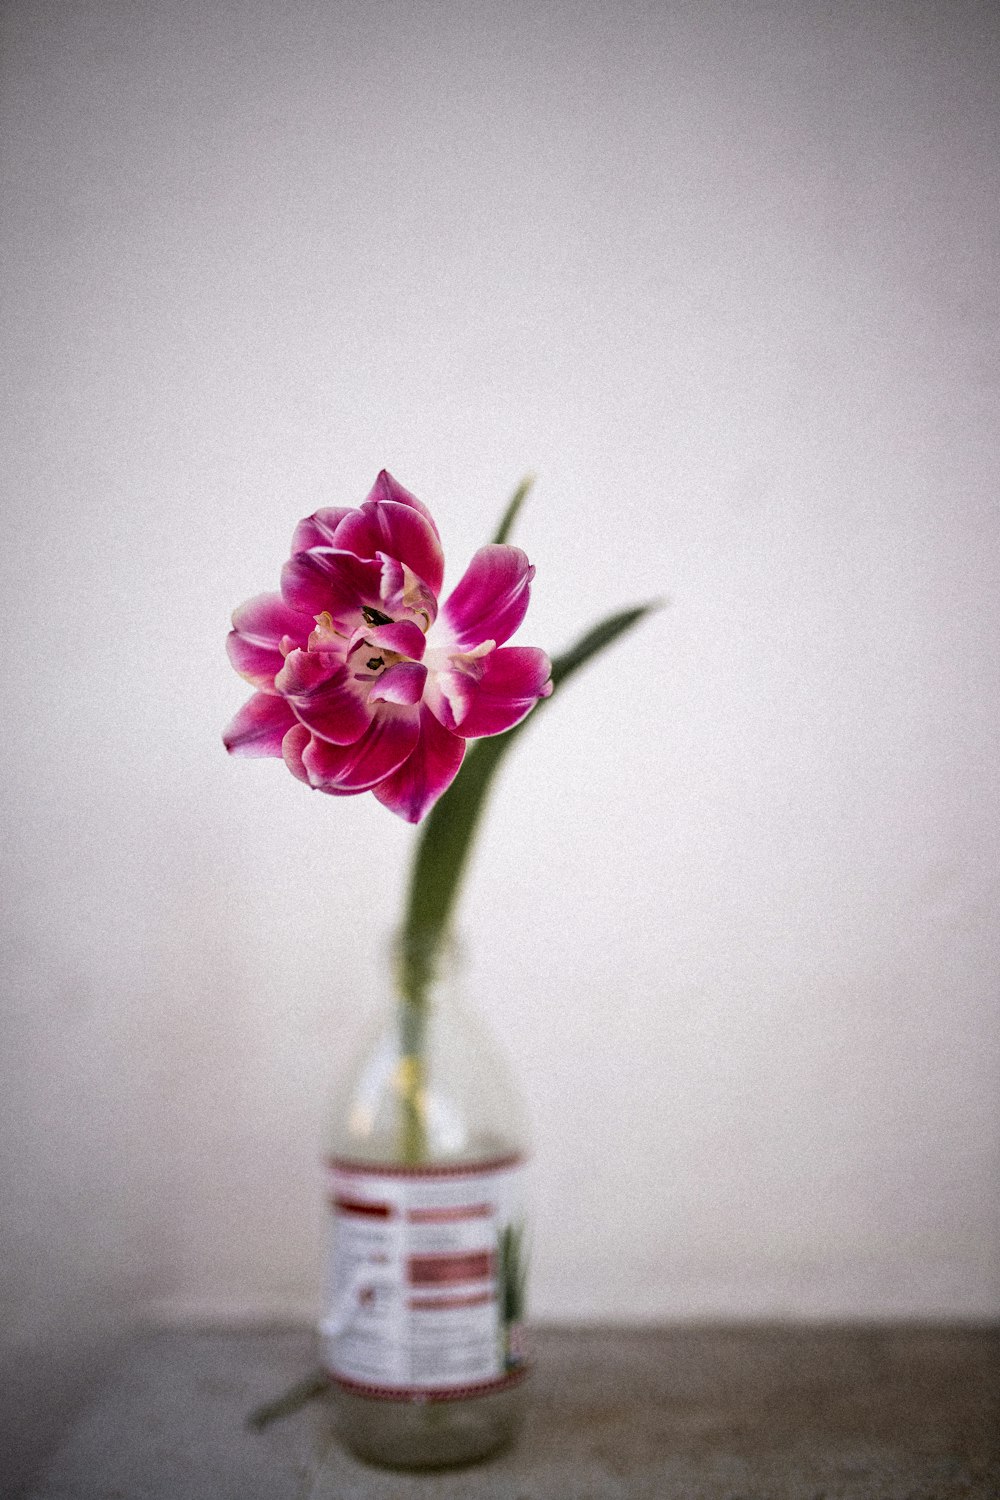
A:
[2,0,998,1402]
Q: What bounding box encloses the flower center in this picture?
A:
[351,643,403,682]
[307,602,428,694]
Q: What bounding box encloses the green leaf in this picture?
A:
[246,1371,329,1430]
[498,1220,527,1322]
[491,475,534,546]
[548,601,663,692]
[399,597,661,1000]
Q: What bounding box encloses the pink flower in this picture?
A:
[224,471,553,822]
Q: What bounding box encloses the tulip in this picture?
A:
[224,472,552,822]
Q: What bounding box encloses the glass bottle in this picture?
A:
[319,934,531,1469]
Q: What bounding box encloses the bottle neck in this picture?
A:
[387,929,463,1166]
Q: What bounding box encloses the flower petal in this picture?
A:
[275,649,373,745]
[232,592,313,646]
[223,693,297,757]
[421,654,486,732]
[451,647,553,738]
[291,507,353,553]
[364,470,441,539]
[283,552,389,621]
[369,661,428,706]
[302,707,420,792]
[281,549,385,621]
[371,704,466,823]
[439,545,535,649]
[281,723,312,783]
[226,593,312,690]
[379,557,438,627]
[226,632,284,692]
[362,620,427,660]
[334,501,444,597]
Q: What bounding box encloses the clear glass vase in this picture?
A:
[318,935,531,1469]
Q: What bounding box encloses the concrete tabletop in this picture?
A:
[16,1324,1000,1500]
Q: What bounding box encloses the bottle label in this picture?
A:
[320,1154,529,1401]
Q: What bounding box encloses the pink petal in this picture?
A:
[274,646,339,697]
[275,649,373,745]
[226,595,312,692]
[280,549,385,621]
[379,556,438,627]
[226,632,284,692]
[439,545,535,649]
[362,620,427,660]
[364,470,441,539]
[372,704,466,823]
[334,501,444,597]
[422,662,480,732]
[302,706,420,792]
[451,647,553,738]
[223,693,297,757]
[291,507,354,553]
[231,592,313,647]
[281,723,312,783]
[369,660,428,706]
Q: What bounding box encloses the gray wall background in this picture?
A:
[3,0,998,1478]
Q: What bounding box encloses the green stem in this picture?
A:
[397,996,429,1165]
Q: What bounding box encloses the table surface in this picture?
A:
[19,1324,1000,1500]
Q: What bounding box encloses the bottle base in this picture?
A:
[327,1380,527,1470]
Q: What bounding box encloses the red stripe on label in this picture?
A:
[407,1250,494,1287]
[406,1203,492,1223]
[328,1367,529,1403]
[333,1195,394,1219]
[408,1291,496,1310]
[328,1153,524,1179]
